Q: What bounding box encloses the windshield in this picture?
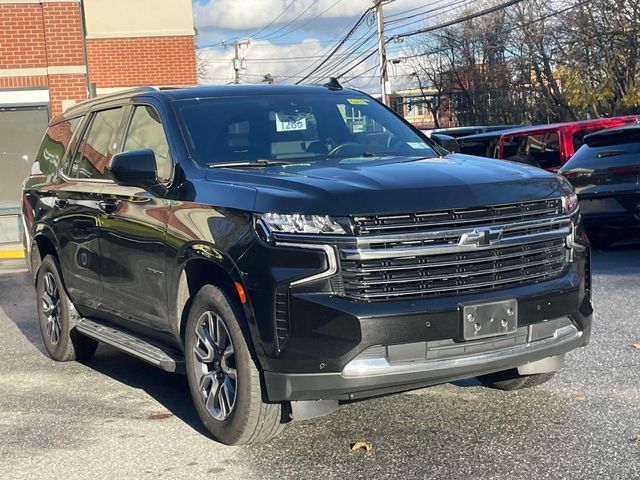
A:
[176,93,438,166]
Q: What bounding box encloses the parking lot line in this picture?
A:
[0,250,24,259]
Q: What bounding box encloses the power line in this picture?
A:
[304,30,378,83]
[391,0,526,41]
[385,0,461,20]
[337,0,526,79]
[295,7,372,84]
[258,0,320,40]
[269,6,374,82]
[394,0,592,62]
[250,0,298,38]
[384,0,476,30]
[261,0,344,41]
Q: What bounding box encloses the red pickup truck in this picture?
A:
[496,116,639,171]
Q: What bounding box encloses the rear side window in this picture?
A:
[68,107,124,180]
[34,117,82,180]
[510,131,560,169]
[123,106,172,182]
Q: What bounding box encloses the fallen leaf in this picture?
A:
[350,441,373,453]
[632,343,640,350]
[575,395,587,401]
[146,412,173,420]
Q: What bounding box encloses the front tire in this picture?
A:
[185,285,285,445]
[36,255,98,361]
[477,369,555,391]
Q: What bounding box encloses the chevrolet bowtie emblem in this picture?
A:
[458,227,503,247]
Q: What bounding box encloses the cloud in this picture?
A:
[194,0,370,32]
[193,0,431,90]
[194,0,429,33]
[197,37,415,91]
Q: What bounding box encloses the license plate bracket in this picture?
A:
[461,299,518,340]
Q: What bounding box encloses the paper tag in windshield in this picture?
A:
[347,98,369,105]
[275,113,307,132]
[408,141,429,149]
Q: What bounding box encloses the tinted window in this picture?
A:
[177,94,437,166]
[124,105,172,182]
[34,117,81,181]
[68,108,124,180]
[509,131,560,169]
[563,140,640,170]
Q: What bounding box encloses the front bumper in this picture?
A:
[259,257,592,401]
[239,214,592,402]
[265,318,588,401]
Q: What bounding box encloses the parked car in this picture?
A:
[423,125,517,138]
[559,124,640,244]
[457,117,639,170]
[22,85,592,445]
[457,127,524,158]
[496,117,638,171]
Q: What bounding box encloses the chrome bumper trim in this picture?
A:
[342,324,581,379]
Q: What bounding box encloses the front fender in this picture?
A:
[169,241,264,360]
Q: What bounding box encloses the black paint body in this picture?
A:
[22,85,592,402]
[559,124,640,232]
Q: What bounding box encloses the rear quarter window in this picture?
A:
[33,117,82,181]
[67,107,125,180]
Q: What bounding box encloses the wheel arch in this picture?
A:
[174,243,261,358]
[30,225,60,281]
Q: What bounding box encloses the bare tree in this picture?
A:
[405,0,640,126]
[194,29,211,84]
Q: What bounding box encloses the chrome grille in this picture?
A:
[353,198,562,235]
[339,199,571,301]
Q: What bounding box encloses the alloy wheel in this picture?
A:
[41,272,62,345]
[193,311,237,421]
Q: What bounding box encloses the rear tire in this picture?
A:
[185,284,285,445]
[477,369,555,391]
[36,255,98,362]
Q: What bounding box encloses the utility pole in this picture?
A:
[224,39,250,84]
[374,0,392,106]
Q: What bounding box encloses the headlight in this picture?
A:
[258,213,348,234]
[562,192,579,214]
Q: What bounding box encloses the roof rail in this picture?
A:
[61,87,158,117]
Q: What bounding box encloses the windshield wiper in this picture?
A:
[209,159,290,168]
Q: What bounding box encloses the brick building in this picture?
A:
[0,0,197,233]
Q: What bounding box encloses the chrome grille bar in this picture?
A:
[342,265,566,300]
[341,226,570,261]
[354,198,563,235]
[339,198,571,301]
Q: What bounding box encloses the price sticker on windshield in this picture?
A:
[275,113,307,132]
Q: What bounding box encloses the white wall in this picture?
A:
[84,0,194,38]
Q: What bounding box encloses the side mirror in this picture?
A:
[442,138,460,153]
[109,149,167,196]
[430,133,460,153]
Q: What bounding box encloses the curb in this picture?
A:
[0,250,24,259]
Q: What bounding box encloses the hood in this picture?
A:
[203,154,570,216]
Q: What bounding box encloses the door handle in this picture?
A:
[98,200,119,214]
[54,198,68,208]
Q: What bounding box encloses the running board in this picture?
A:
[75,318,185,373]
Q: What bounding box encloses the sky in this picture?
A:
[190,0,459,91]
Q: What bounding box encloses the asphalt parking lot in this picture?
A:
[1,245,639,480]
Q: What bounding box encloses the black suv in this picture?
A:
[22,85,593,445]
[559,124,640,245]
